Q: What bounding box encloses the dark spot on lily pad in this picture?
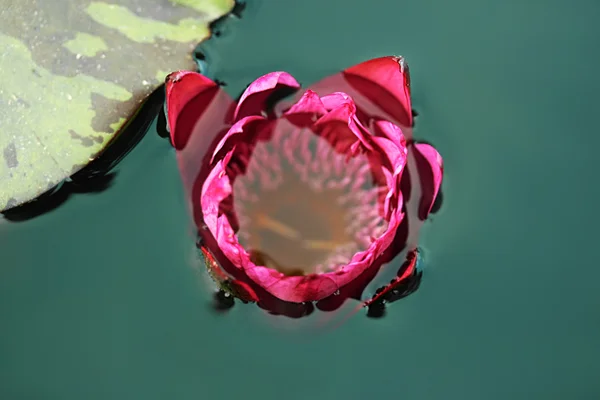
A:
[69,131,104,146]
[3,142,18,168]
[14,97,30,108]
[69,129,94,147]
[90,93,136,134]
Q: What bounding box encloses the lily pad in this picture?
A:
[0,0,234,212]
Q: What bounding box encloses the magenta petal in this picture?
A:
[211,115,268,164]
[412,143,444,220]
[283,90,328,127]
[312,103,357,153]
[245,268,339,303]
[370,136,405,173]
[320,92,353,110]
[200,159,233,233]
[313,102,373,153]
[234,71,301,121]
[314,101,355,125]
[343,56,412,128]
[372,119,407,149]
[286,90,327,115]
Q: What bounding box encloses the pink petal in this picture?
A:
[245,268,339,303]
[283,90,328,127]
[200,159,233,232]
[343,56,413,128]
[320,92,353,110]
[370,121,408,167]
[210,115,268,164]
[372,119,407,149]
[286,90,328,115]
[234,71,301,121]
[314,101,355,125]
[313,102,373,154]
[413,143,444,220]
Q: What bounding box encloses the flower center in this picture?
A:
[227,123,388,276]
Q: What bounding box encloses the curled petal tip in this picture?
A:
[166,70,194,83]
[234,71,301,121]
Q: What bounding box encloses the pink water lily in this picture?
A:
[166,56,443,318]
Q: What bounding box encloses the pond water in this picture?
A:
[2,0,600,399]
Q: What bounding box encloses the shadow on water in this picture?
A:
[2,84,166,222]
[193,1,247,83]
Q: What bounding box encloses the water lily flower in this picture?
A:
[165,56,443,318]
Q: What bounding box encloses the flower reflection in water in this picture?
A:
[165,56,443,321]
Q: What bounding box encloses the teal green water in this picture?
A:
[2,0,600,398]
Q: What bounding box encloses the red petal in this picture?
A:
[343,56,412,128]
[234,71,301,121]
[165,71,232,150]
[165,71,235,228]
[304,57,413,132]
[362,248,419,307]
[229,279,260,303]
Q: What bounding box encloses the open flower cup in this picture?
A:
[165,56,443,318]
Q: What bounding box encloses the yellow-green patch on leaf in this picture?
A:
[63,32,109,57]
[0,0,235,212]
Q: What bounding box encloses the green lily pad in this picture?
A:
[0,0,234,212]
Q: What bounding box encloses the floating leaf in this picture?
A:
[0,0,234,211]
